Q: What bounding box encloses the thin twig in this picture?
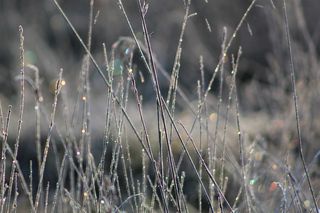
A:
[0,106,12,213]
[282,0,318,211]
[35,69,64,211]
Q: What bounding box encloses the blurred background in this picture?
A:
[1,0,320,211]
[1,0,320,108]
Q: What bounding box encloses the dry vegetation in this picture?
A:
[0,0,320,212]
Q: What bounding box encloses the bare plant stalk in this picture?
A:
[232,185,242,209]
[183,0,257,151]
[26,64,42,175]
[7,25,25,212]
[215,27,227,186]
[50,4,173,210]
[0,101,4,132]
[161,103,213,211]
[123,137,139,211]
[4,142,34,211]
[165,3,191,203]
[29,161,33,203]
[147,176,164,212]
[97,43,113,198]
[53,0,156,165]
[233,48,252,213]
[117,0,199,118]
[44,182,50,213]
[126,73,169,207]
[83,0,94,187]
[202,0,256,105]
[51,154,67,213]
[115,193,143,213]
[142,149,146,209]
[119,147,133,211]
[177,121,233,212]
[34,69,64,211]
[72,0,95,206]
[129,72,154,159]
[282,0,318,211]
[219,58,236,198]
[137,0,185,210]
[0,106,12,213]
[11,172,18,212]
[166,0,191,110]
[161,96,232,212]
[176,0,257,180]
[113,73,139,210]
[197,80,203,213]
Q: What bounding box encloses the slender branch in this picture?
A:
[282,0,318,211]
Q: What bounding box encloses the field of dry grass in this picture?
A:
[0,0,320,212]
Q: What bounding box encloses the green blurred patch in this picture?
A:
[25,50,37,64]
